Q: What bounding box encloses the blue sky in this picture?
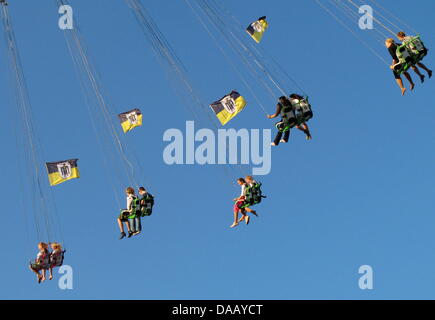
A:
[0,0,434,299]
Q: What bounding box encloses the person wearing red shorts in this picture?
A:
[230,178,250,228]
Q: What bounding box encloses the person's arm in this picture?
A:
[267,104,281,119]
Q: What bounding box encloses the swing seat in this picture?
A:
[275,117,296,133]
[50,250,66,268]
[404,35,428,64]
[291,97,313,124]
[241,183,265,208]
[396,36,428,73]
[139,195,154,217]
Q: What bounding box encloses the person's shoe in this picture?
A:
[119,232,126,240]
[420,75,425,83]
[128,231,134,238]
[251,211,258,217]
[428,70,433,78]
[306,135,312,140]
[230,222,239,228]
[133,231,141,236]
[271,142,277,146]
[410,83,415,91]
[245,216,250,225]
[280,139,287,143]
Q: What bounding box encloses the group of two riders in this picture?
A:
[29,242,64,283]
[386,31,432,95]
[118,186,154,239]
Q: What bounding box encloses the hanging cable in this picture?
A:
[1,3,58,243]
[315,0,389,66]
[331,0,387,43]
[345,0,397,37]
[56,0,150,207]
[184,0,271,116]
[368,0,418,35]
[124,0,251,183]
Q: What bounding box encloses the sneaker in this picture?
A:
[280,139,288,143]
[128,231,134,238]
[245,216,250,225]
[133,231,141,236]
[230,222,239,228]
[119,232,126,240]
[420,75,425,83]
[429,70,433,78]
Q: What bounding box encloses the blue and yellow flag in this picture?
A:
[46,159,80,186]
[118,108,143,133]
[210,91,247,126]
[246,16,268,43]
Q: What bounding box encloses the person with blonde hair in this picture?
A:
[29,242,50,283]
[385,38,415,95]
[245,176,255,185]
[117,187,136,239]
[49,242,64,280]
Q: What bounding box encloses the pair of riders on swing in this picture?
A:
[268,93,313,146]
[29,242,64,283]
[118,186,154,239]
[231,176,263,228]
[386,31,432,95]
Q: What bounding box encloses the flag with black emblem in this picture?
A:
[46,159,80,186]
[118,108,143,133]
[210,91,247,126]
[246,16,268,43]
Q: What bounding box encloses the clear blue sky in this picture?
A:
[0,0,434,299]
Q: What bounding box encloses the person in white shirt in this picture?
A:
[231,178,249,228]
[231,177,259,228]
[117,187,135,239]
[238,176,259,223]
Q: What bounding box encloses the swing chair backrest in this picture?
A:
[396,35,427,71]
[50,250,66,268]
[403,35,426,55]
[291,97,313,123]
